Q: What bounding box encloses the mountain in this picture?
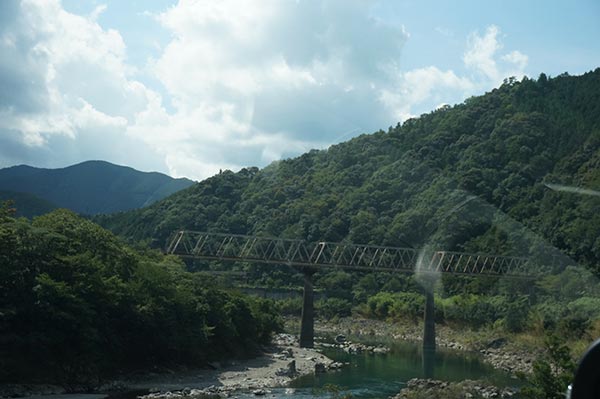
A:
[0,160,195,216]
[0,190,58,218]
[97,69,600,273]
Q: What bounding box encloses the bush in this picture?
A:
[566,297,600,320]
[278,297,303,316]
[352,274,379,302]
[533,299,566,330]
[389,293,425,320]
[317,271,354,300]
[504,296,531,333]
[533,297,600,339]
[365,292,424,320]
[520,334,576,399]
[560,297,600,339]
[440,294,504,328]
[249,298,284,344]
[367,292,396,319]
[317,298,352,319]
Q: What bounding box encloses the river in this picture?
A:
[232,339,519,398]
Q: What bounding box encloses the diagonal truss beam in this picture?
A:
[166,231,536,278]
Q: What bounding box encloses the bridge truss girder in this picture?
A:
[166,231,533,278]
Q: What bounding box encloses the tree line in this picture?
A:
[0,204,281,386]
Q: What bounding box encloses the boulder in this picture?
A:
[275,360,297,377]
[335,334,347,343]
[314,363,327,374]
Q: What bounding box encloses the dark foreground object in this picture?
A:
[569,338,600,399]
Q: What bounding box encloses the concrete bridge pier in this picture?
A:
[421,274,439,352]
[299,268,316,348]
[422,287,437,378]
[423,290,436,351]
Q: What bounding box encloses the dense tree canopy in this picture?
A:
[0,207,281,385]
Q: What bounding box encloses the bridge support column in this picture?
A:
[420,273,439,354]
[299,269,316,348]
[422,287,436,378]
[423,290,436,351]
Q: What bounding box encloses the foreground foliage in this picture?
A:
[520,334,577,399]
[0,205,281,385]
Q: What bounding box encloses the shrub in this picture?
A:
[317,298,352,319]
[278,297,303,316]
[389,293,425,320]
[367,292,396,319]
[441,294,503,328]
[317,271,354,300]
[365,292,424,320]
[504,296,531,333]
[520,334,576,399]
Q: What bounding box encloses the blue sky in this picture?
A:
[1,0,599,180]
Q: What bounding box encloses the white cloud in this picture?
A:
[378,25,529,123]
[0,0,530,181]
[464,25,502,82]
[0,0,163,172]
[502,50,529,73]
[127,0,410,179]
[463,25,528,85]
[89,4,107,21]
[379,66,475,121]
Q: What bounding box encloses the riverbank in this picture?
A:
[390,378,517,399]
[1,334,334,399]
[4,317,535,399]
[131,333,334,398]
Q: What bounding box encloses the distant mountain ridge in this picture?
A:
[0,190,58,218]
[0,160,195,215]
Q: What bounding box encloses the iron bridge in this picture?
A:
[166,231,534,278]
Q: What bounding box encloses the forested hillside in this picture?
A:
[98,70,600,274]
[0,190,57,218]
[0,161,194,216]
[0,205,280,384]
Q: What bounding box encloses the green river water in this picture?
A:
[235,340,520,398]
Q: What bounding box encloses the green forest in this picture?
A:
[97,71,600,307]
[98,70,600,272]
[0,205,281,386]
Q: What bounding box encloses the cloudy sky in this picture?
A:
[1,0,599,181]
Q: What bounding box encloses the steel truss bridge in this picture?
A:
[166,230,538,349]
[166,230,533,278]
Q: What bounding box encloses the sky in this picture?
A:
[0,0,599,181]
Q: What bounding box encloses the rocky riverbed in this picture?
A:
[123,334,336,398]
[389,378,517,399]
[320,333,391,355]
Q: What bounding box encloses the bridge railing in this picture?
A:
[166,230,535,277]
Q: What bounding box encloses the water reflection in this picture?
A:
[422,347,435,379]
